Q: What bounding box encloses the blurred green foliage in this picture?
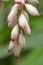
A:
[0,0,43,65]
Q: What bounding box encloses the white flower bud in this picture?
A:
[18,31,25,50]
[14,44,21,59]
[19,14,28,30]
[27,0,40,5]
[7,4,19,22]
[15,0,25,4]
[19,13,31,36]
[8,41,15,52]
[25,4,40,16]
[11,25,19,41]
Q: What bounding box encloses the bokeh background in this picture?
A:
[0,0,43,65]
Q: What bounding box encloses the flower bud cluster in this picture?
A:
[7,0,40,59]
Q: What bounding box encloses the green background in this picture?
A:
[0,0,43,65]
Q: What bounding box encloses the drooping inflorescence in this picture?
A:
[0,0,40,59]
[7,0,40,59]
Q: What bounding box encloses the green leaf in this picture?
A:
[16,48,43,65]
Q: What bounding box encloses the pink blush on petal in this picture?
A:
[33,11,40,16]
[8,47,12,52]
[7,16,13,22]
[11,36,17,41]
[22,24,28,30]
[35,13,40,16]
[15,0,24,4]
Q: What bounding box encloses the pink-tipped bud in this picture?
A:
[14,44,21,58]
[15,0,25,4]
[8,41,15,52]
[18,31,25,50]
[25,4,40,16]
[11,25,19,41]
[19,14,28,30]
[19,13,31,36]
[7,4,19,22]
